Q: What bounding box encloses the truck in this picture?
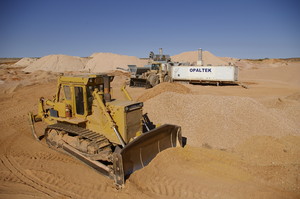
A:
[129,48,172,88]
[129,62,172,88]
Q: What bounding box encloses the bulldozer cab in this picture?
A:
[57,84,85,117]
[53,74,114,119]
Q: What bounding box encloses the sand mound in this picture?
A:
[13,57,38,67]
[0,69,58,94]
[220,57,239,64]
[23,54,86,72]
[239,63,300,86]
[144,92,300,149]
[85,53,148,73]
[137,82,190,102]
[235,135,300,165]
[286,92,300,101]
[171,51,228,66]
[233,58,294,70]
[128,146,295,198]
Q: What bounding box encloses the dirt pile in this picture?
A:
[143,92,300,149]
[235,135,300,166]
[0,67,59,94]
[245,59,289,66]
[239,63,300,87]
[220,57,239,64]
[23,54,86,72]
[171,51,228,66]
[231,58,297,70]
[85,53,148,72]
[128,145,298,198]
[13,57,38,68]
[137,82,190,102]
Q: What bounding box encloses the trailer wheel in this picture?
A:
[163,75,171,82]
[147,74,159,87]
[129,79,134,87]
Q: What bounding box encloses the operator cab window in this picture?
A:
[75,87,84,115]
[151,64,160,70]
[58,85,71,102]
[87,86,94,114]
[63,85,71,100]
[58,86,65,102]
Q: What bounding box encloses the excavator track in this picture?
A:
[44,122,115,180]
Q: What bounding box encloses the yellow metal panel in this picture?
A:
[53,102,66,118]
[51,117,87,124]
[59,76,88,84]
[86,99,118,143]
[126,109,142,141]
[108,104,126,142]
[106,101,143,143]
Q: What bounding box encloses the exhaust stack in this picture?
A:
[159,48,163,55]
[197,48,203,66]
[103,75,111,102]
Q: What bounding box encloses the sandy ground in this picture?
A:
[0,60,299,199]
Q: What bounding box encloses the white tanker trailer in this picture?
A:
[171,65,238,85]
[171,49,239,85]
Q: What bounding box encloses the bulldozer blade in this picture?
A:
[116,124,182,180]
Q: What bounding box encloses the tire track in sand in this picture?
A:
[0,133,80,198]
[1,129,116,199]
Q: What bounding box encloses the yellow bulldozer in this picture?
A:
[28,74,182,187]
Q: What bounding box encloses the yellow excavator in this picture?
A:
[28,74,182,187]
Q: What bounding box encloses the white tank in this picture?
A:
[171,65,238,82]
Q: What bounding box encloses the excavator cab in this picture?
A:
[29,73,182,187]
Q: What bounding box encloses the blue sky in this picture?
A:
[0,0,299,58]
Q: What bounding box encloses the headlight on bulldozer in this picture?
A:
[125,103,143,112]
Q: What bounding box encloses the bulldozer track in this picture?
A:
[44,122,118,183]
[46,122,113,156]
